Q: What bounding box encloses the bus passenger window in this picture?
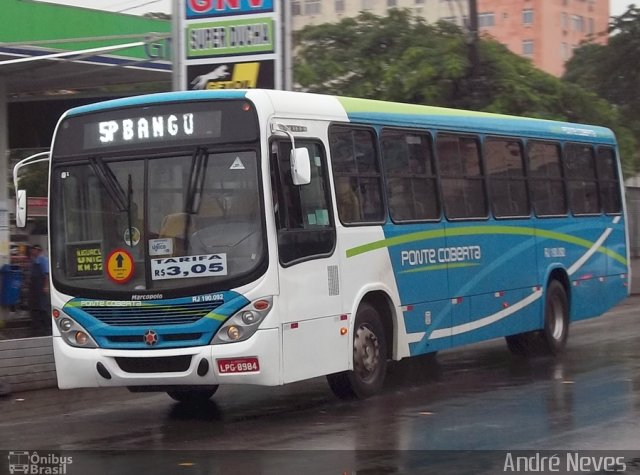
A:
[485,138,529,218]
[596,147,622,214]
[437,134,487,220]
[381,129,439,222]
[564,143,600,215]
[329,126,385,224]
[527,141,567,217]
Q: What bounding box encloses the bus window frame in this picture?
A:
[526,139,569,219]
[269,138,337,268]
[483,135,532,220]
[379,126,442,225]
[435,131,490,222]
[563,141,602,217]
[328,123,387,227]
[595,145,623,216]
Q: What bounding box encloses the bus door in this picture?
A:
[269,139,344,383]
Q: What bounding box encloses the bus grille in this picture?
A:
[81,302,221,326]
[115,355,192,373]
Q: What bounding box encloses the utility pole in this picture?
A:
[172,0,184,91]
[468,0,480,77]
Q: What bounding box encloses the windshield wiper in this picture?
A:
[126,174,134,247]
[185,146,209,215]
[89,157,128,212]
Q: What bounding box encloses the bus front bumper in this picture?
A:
[53,328,281,389]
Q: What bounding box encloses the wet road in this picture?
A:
[1,297,640,473]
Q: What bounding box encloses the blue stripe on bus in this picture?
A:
[67,90,249,116]
[369,217,628,356]
[344,112,616,143]
[63,291,250,349]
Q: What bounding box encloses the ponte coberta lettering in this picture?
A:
[401,245,482,267]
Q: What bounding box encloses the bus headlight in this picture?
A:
[60,318,73,332]
[53,308,98,349]
[212,297,273,344]
[226,325,242,340]
[241,311,258,324]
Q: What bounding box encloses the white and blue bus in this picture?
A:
[17,89,629,401]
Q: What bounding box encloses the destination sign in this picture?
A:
[84,110,221,150]
[54,101,259,156]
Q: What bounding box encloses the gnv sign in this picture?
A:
[187,0,274,19]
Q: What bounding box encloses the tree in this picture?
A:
[294,9,637,175]
[564,5,640,173]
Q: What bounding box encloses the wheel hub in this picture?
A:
[353,325,380,378]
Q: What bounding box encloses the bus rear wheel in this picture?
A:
[506,280,569,356]
[327,302,388,399]
[540,280,569,354]
[166,386,218,404]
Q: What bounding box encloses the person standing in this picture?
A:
[28,244,50,336]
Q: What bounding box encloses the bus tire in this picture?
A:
[166,386,218,404]
[540,280,569,355]
[326,302,388,399]
[505,280,569,356]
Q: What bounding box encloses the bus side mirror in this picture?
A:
[290,148,311,186]
[16,189,27,228]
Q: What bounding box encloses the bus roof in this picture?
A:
[65,89,616,144]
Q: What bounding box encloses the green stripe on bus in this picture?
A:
[345,226,627,265]
[205,313,228,322]
[399,262,480,274]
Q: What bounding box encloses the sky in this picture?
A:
[36,0,636,17]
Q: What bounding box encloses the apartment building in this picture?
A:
[291,0,610,76]
[477,0,609,76]
[291,0,469,29]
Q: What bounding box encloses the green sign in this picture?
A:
[67,242,103,278]
[187,17,275,58]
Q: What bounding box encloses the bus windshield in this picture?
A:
[50,101,266,298]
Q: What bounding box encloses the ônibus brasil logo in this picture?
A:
[8,451,73,474]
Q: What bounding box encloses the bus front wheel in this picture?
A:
[327,302,388,399]
[166,386,218,404]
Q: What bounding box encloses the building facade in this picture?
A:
[291,0,610,77]
[477,0,609,76]
[291,0,469,30]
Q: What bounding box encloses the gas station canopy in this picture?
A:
[1,0,172,99]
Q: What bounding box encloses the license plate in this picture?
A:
[217,357,260,374]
